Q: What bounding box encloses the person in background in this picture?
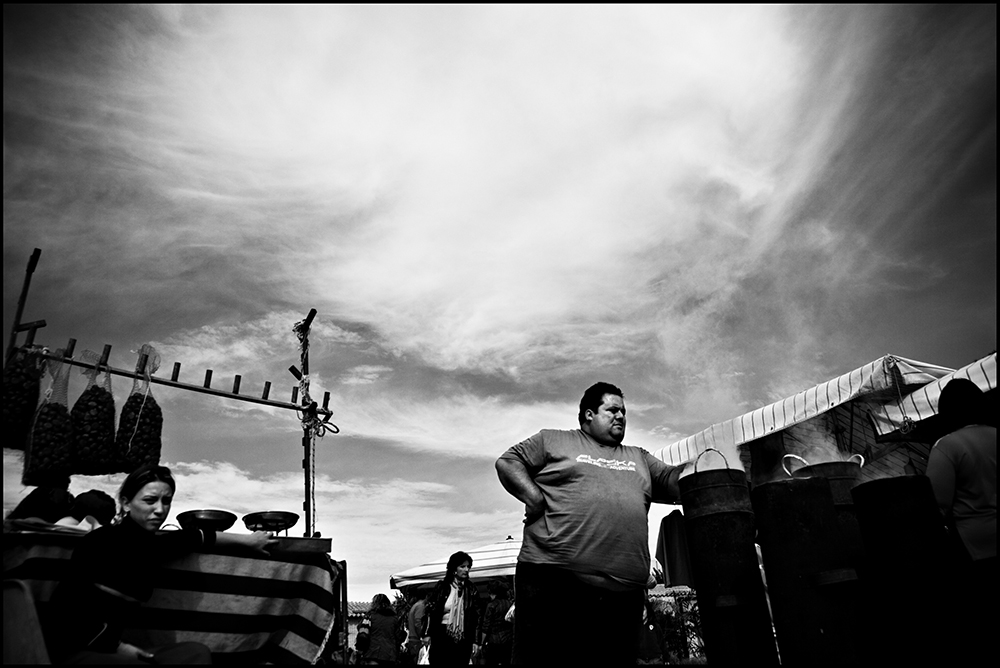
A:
[6,484,74,524]
[636,594,665,665]
[426,551,480,665]
[477,581,513,665]
[495,382,686,665]
[402,590,429,665]
[355,621,372,665]
[55,489,117,530]
[44,464,275,664]
[366,593,400,665]
[927,378,997,563]
[925,378,996,663]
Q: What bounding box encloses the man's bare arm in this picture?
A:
[645,452,688,504]
[495,457,546,522]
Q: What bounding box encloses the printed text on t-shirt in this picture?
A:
[576,454,637,471]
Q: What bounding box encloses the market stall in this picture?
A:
[648,352,994,666]
[4,523,344,664]
[3,248,352,664]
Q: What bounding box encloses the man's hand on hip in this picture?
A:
[524,497,546,525]
[496,456,546,524]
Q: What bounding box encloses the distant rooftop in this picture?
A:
[348,601,370,616]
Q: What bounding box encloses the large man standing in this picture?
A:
[495,382,685,665]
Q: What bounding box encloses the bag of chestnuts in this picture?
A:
[70,350,118,476]
[23,350,75,487]
[115,344,163,473]
[3,346,45,452]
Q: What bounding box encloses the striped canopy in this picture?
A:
[651,355,955,466]
[390,537,521,589]
[867,352,996,437]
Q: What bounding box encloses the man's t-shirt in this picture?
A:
[926,424,997,560]
[500,428,681,589]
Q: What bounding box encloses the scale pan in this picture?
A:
[243,511,300,533]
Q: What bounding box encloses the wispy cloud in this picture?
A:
[338,365,394,386]
[4,4,994,603]
[7,5,992,406]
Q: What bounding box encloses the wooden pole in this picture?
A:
[5,248,42,366]
[303,429,312,538]
[341,561,349,665]
[295,309,318,538]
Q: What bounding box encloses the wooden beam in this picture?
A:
[37,353,330,415]
[15,319,46,333]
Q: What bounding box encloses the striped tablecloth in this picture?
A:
[3,528,344,664]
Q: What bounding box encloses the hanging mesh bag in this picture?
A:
[71,350,118,476]
[23,350,75,487]
[3,346,46,452]
[115,344,163,473]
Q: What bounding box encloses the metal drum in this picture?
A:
[679,449,778,666]
[784,454,867,570]
[851,475,963,665]
[751,476,861,666]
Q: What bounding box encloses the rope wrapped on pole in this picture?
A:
[292,309,342,539]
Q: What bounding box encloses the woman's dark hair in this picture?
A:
[70,490,116,525]
[488,580,509,598]
[444,551,473,585]
[578,382,624,425]
[370,593,394,615]
[117,465,175,519]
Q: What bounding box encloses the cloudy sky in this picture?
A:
[3,5,995,602]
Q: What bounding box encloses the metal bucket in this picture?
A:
[751,476,861,666]
[783,454,864,505]
[783,454,866,568]
[679,449,778,666]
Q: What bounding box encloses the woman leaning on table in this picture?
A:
[44,464,276,664]
[425,551,480,666]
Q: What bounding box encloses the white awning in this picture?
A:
[390,537,521,589]
[651,355,955,466]
[867,352,996,437]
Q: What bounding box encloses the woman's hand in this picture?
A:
[215,530,279,555]
[117,642,154,661]
[246,530,278,554]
